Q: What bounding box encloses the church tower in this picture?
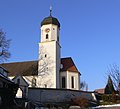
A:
[38,8,61,88]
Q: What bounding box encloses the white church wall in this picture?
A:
[67,71,80,90]
[39,42,56,88]
[41,24,58,42]
[39,23,60,88]
[60,71,80,90]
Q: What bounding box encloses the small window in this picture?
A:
[46,34,48,39]
[44,84,47,88]
[71,76,74,88]
[45,54,47,58]
[62,77,66,88]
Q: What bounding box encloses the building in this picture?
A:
[0,9,81,97]
[95,76,115,94]
[0,66,18,107]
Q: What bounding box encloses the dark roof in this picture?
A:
[60,57,80,74]
[41,15,60,27]
[12,75,29,86]
[0,57,80,76]
[0,61,38,76]
[105,75,115,94]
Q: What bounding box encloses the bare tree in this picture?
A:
[38,46,53,76]
[0,29,11,62]
[108,64,120,91]
[38,45,54,87]
[22,46,54,88]
[80,81,88,91]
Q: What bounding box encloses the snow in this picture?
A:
[91,104,120,109]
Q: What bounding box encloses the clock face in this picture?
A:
[45,28,50,33]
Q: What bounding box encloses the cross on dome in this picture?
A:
[50,5,52,16]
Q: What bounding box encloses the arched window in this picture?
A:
[62,76,66,88]
[45,54,47,58]
[71,76,74,88]
[32,78,36,87]
[46,34,48,39]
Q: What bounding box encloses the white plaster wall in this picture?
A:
[10,75,58,88]
[67,71,80,90]
[41,24,59,42]
[38,24,60,88]
[60,71,80,90]
[38,42,55,88]
[38,42,60,88]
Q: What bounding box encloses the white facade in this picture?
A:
[37,15,81,90]
[60,71,80,90]
[7,14,81,97]
[38,24,61,88]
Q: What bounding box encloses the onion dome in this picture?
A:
[41,6,60,28]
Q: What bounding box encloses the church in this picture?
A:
[1,9,81,97]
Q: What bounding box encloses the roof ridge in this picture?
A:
[1,60,38,64]
[1,58,74,64]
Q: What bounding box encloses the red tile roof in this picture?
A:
[60,57,80,74]
[0,57,80,76]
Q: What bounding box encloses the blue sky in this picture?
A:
[0,0,120,90]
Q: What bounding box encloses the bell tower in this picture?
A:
[38,7,61,88]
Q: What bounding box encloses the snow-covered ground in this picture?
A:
[91,104,120,109]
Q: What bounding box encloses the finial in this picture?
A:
[50,5,52,16]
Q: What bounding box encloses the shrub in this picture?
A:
[71,97,89,108]
[102,93,117,103]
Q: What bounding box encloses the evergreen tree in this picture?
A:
[105,75,115,94]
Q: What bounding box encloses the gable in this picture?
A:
[12,75,29,86]
[60,57,80,74]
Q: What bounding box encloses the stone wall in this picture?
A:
[28,88,96,105]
